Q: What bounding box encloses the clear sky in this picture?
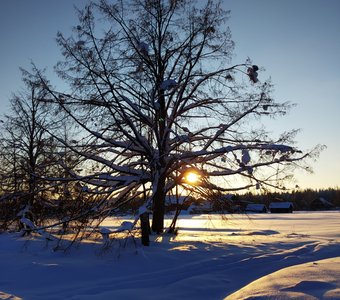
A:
[0,0,339,190]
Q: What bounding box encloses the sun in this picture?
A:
[184,171,200,184]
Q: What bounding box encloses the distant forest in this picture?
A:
[238,188,340,210]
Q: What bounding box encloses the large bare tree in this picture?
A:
[34,0,319,233]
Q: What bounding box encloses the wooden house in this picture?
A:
[310,197,334,210]
[245,203,268,213]
[269,202,293,213]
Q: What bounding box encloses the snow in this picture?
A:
[16,205,30,218]
[241,148,251,165]
[245,203,267,213]
[19,217,35,229]
[117,221,134,231]
[318,197,334,206]
[19,218,55,241]
[227,257,340,299]
[137,200,152,216]
[1,211,339,299]
[261,144,294,153]
[99,227,112,243]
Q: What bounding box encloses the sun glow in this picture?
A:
[184,171,200,185]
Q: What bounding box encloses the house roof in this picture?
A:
[246,204,267,211]
[314,197,333,206]
[269,202,293,209]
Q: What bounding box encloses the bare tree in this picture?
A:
[32,0,321,233]
[0,73,62,230]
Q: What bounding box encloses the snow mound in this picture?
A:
[226,257,340,299]
[0,291,21,300]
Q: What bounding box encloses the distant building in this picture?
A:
[269,202,293,213]
[310,197,334,210]
[245,203,268,213]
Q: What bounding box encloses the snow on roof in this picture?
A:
[269,202,293,209]
[246,204,267,211]
[318,197,333,206]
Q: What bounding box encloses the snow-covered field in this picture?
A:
[1,211,339,299]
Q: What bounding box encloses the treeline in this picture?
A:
[238,188,340,210]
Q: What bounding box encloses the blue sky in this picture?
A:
[0,0,339,190]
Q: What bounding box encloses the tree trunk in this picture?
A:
[151,174,166,234]
[140,212,150,246]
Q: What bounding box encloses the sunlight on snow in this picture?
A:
[0,212,339,299]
